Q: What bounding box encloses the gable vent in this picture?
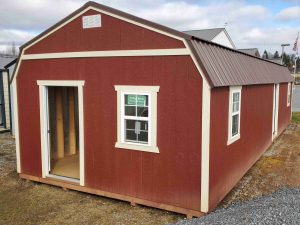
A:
[82,14,101,29]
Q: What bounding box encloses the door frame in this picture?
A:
[272,83,279,140]
[37,80,85,186]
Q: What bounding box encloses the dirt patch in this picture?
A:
[0,121,299,224]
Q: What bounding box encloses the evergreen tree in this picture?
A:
[273,51,280,59]
[282,53,291,67]
[262,50,269,59]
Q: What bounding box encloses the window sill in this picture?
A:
[115,142,159,153]
[227,134,240,146]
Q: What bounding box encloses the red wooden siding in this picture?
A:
[209,84,275,210]
[278,83,292,134]
[17,56,202,210]
[24,9,185,54]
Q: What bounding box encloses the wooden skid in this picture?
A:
[19,173,204,218]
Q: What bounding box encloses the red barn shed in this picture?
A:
[11,1,293,217]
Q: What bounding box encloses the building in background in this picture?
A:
[0,56,16,132]
[238,48,261,57]
[183,28,236,49]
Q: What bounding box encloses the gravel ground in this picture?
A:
[173,188,300,225]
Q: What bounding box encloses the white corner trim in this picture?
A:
[114,85,159,154]
[272,84,280,140]
[12,80,21,173]
[38,81,85,186]
[200,80,211,213]
[227,86,242,146]
[23,49,189,60]
[180,39,212,213]
[37,80,85,86]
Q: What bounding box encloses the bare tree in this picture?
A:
[5,42,17,56]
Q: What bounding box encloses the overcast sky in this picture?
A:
[0,0,299,55]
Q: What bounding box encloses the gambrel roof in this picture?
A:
[13,1,293,87]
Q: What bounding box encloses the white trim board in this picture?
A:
[23,49,189,60]
[272,84,280,140]
[12,80,21,173]
[200,80,211,213]
[38,80,85,186]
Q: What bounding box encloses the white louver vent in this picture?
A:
[82,14,101,29]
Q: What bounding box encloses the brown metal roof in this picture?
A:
[13,1,293,87]
[190,38,293,87]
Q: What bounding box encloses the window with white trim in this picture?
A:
[287,83,291,106]
[115,86,159,153]
[228,86,242,145]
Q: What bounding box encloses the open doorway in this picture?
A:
[47,86,79,180]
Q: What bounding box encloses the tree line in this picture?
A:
[0,42,18,57]
[262,49,299,70]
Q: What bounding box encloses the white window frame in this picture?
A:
[115,85,159,153]
[227,86,242,145]
[287,82,291,107]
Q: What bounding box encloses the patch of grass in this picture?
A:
[292,112,300,124]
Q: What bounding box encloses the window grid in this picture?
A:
[287,83,291,106]
[122,92,151,146]
[228,86,242,145]
[231,91,240,138]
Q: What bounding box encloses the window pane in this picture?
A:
[125,94,137,105]
[137,107,148,117]
[233,92,239,102]
[125,106,136,116]
[137,95,148,106]
[138,131,148,143]
[232,102,239,112]
[126,130,137,141]
[232,114,239,136]
[139,121,148,131]
[125,119,135,130]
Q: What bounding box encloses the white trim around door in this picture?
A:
[37,80,85,186]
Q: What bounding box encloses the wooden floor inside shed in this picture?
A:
[51,154,79,179]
